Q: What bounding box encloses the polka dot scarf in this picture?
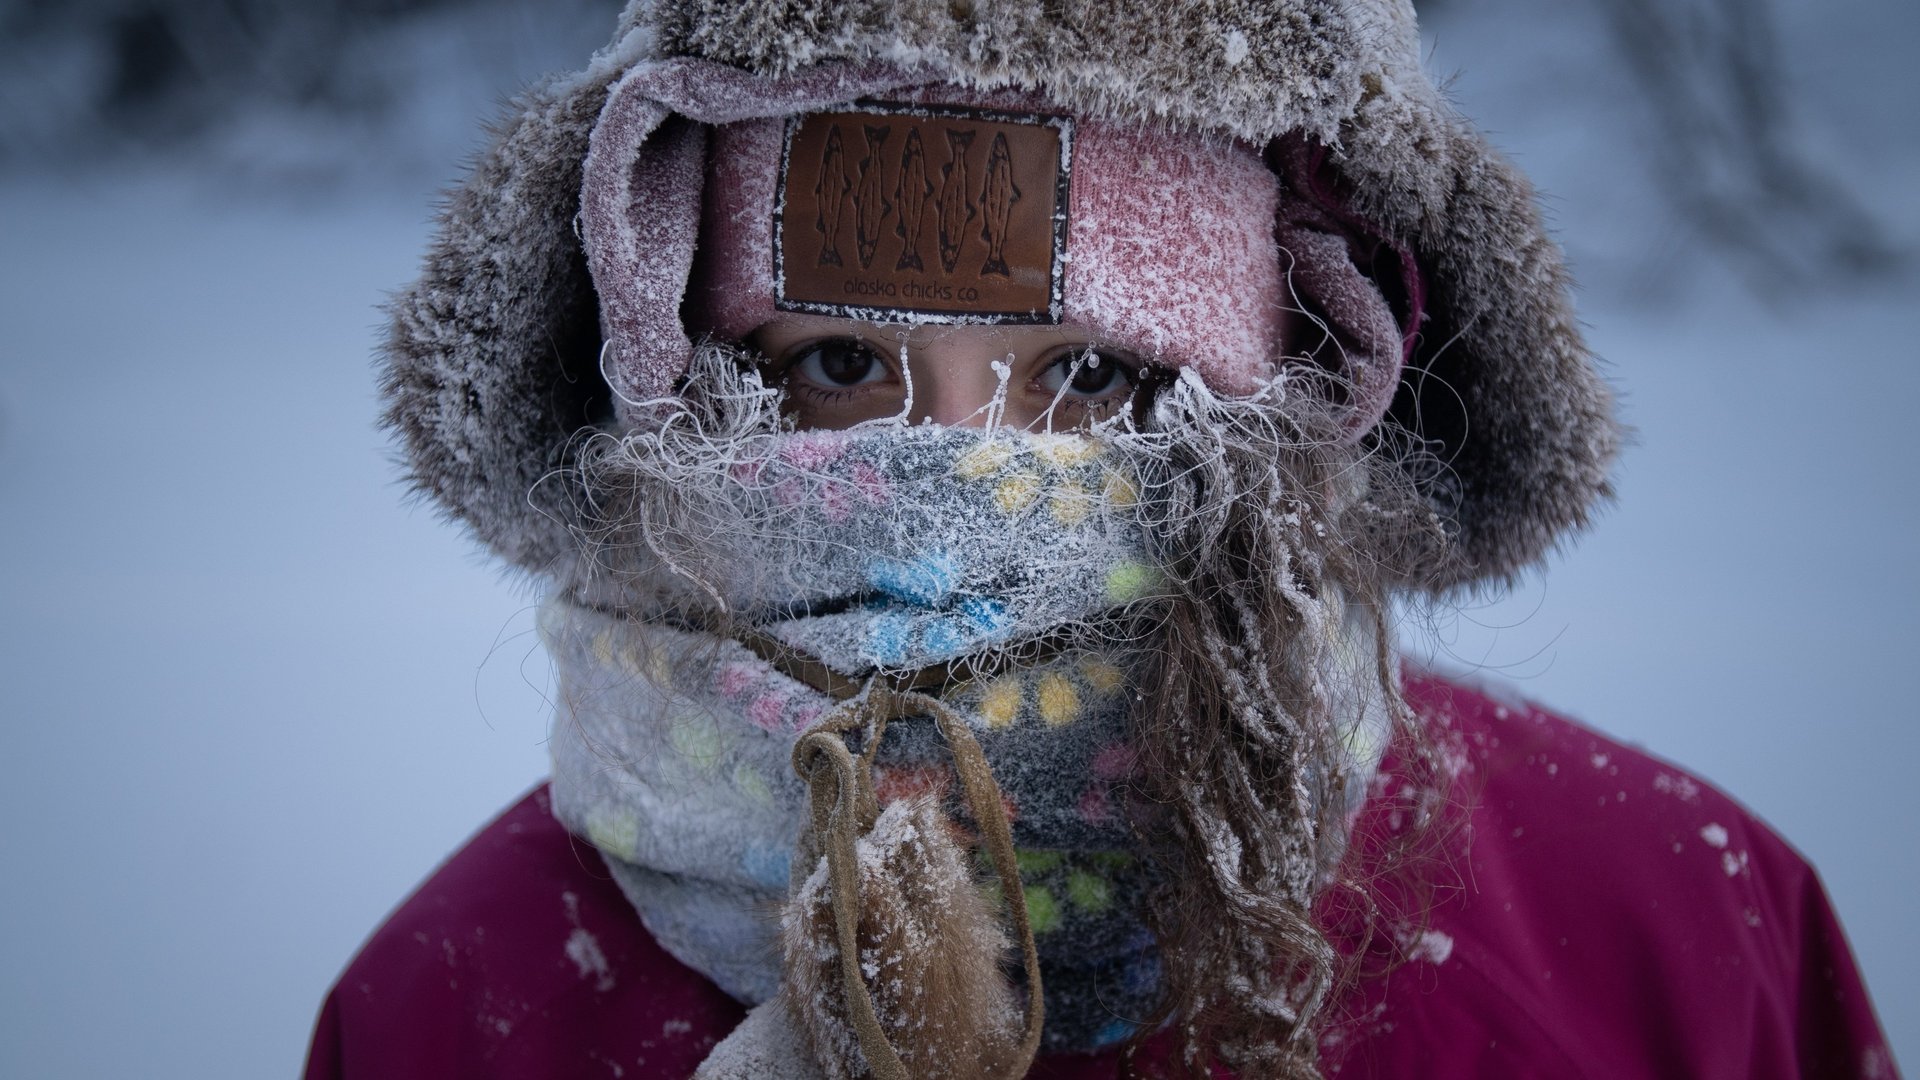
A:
[545,426,1175,1052]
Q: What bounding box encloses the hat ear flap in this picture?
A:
[580,59,925,420]
[1271,133,1621,593]
[1269,137,1426,443]
[581,71,706,416]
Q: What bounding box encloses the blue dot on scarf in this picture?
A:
[920,616,975,657]
[960,596,1012,637]
[864,613,914,665]
[866,550,961,607]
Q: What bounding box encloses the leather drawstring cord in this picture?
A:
[789,684,1046,1080]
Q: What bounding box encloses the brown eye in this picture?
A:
[1037,349,1136,399]
[785,338,887,388]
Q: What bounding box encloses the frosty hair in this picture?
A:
[1112,365,1443,1076]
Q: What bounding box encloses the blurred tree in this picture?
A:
[1,0,1901,285]
[1600,0,1899,288]
[0,0,608,170]
[4,0,454,146]
[1417,0,1903,289]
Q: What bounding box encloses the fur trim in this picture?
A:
[379,50,634,579]
[380,0,1619,590]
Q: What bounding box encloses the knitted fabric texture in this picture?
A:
[576,424,1159,667]
[585,61,1408,437]
[544,424,1389,1054]
[546,425,1162,1053]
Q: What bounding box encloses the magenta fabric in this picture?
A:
[1322,678,1900,1079]
[305,676,1901,1079]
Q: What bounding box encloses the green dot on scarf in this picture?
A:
[1017,849,1064,875]
[1104,560,1159,603]
[1023,885,1062,934]
[1065,870,1112,913]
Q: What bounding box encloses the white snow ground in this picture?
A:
[0,1,1913,1077]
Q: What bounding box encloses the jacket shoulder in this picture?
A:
[303,785,745,1080]
[1337,674,1897,1079]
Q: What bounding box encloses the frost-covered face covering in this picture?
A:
[546,350,1393,1075]
[575,429,1167,665]
[549,415,1172,1054]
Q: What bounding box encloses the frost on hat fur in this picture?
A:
[380,0,1619,593]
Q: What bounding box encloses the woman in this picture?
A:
[306,1,1897,1077]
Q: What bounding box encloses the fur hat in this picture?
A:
[381,0,1619,593]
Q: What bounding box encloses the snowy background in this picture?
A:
[0,0,1913,1076]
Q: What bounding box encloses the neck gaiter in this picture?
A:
[545,376,1389,1057]
[547,425,1173,1051]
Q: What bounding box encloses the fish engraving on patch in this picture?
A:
[776,104,1068,321]
[893,128,934,272]
[813,124,850,267]
[853,124,892,269]
[937,128,977,274]
[978,132,1021,277]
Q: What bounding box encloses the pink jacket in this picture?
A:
[304,675,1899,1078]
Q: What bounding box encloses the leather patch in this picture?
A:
[774,103,1071,323]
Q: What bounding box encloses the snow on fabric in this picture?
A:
[545,420,1390,1052]
[544,424,1168,1051]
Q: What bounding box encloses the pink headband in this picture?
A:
[690,93,1288,392]
[581,60,1417,435]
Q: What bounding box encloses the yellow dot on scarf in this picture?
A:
[591,630,617,668]
[1016,849,1064,875]
[1049,480,1094,526]
[1079,657,1126,695]
[614,643,645,679]
[980,676,1023,729]
[1023,885,1063,934]
[1034,434,1102,467]
[733,762,773,805]
[955,442,1012,479]
[1104,560,1159,604]
[994,472,1041,513]
[613,633,657,681]
[585,808,639,861]
[668,710,728,770]
[1102,470,1138,508]
[1036,673,1080,726]
[1066,870,1113,913]
[643,649,675,688]
[1340,710,1390,769]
